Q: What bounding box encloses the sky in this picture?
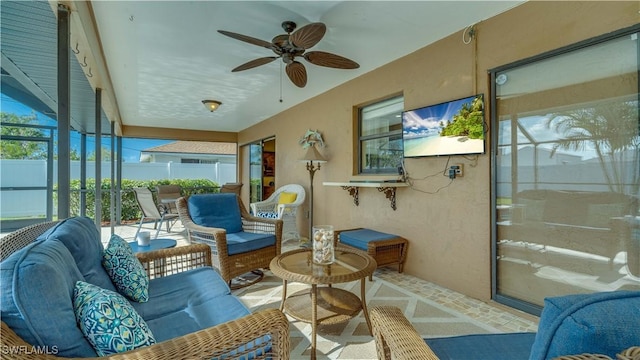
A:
[1,93,170,162]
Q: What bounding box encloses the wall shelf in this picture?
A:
[323,182,408,210]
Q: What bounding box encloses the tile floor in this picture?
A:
[106,220,539,335]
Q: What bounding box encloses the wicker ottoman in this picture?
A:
[335,228,408,280]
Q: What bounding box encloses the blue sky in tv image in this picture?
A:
[2,93,170,163]
[401,94,485,157]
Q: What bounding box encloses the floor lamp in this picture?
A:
[301,144,327,241]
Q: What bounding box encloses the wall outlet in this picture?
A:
[454,163,463,177]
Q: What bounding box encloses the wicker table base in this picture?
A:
[285,287,362,325]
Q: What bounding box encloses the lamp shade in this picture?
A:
[202,100,222,112]
[300,145,327,163]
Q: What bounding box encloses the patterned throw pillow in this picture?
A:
[73,281,156,356]
[257,211,280,219]
[102,234,149,302]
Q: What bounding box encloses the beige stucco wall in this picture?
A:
[237,1,639,301]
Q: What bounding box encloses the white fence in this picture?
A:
[0,160,237,218]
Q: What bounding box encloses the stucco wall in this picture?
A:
[237,1,639,301]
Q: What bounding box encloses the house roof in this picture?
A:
[143,141,237,156]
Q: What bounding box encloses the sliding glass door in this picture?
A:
[492,27,640,313]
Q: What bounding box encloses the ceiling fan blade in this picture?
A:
[289,22,326,49]
[286,61,307,88]
[304,51,360,69]
[232,57,278,72]
[217,30,273,49]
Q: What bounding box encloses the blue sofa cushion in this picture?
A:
[188,193,243,233]
[130,267,250,342]
[73,281,156,356]
[131,267,232,321]
[339,228,398,251]
[426,332,537,360]
[0,239,98,357]
[227,232,276,255]
[37,216,116,292]
[102,234,150,302]
[529,290,640,360]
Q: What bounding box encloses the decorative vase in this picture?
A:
[312,225,334,265]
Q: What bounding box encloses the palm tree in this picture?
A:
[546,99,639,194]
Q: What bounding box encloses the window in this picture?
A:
[358,96,404,174]
[492,26,639,313]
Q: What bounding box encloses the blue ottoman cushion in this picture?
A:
[340,229,398,251]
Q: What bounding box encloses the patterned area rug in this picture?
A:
[232,270,528,360]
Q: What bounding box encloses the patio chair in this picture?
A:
[156,184,182,214]
[132,187,180,240]
[176,193,283,288]
[250,184,305,241]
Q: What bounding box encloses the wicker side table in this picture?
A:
[270,247,377,360]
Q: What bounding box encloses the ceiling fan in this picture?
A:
[218,21,359,88]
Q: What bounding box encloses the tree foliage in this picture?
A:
[440,97,485,139]
[0,112,48,159]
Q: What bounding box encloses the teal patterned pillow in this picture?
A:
[102,234,149,302]
[73,281,156,356]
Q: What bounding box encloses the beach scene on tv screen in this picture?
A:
[402,94,484,157]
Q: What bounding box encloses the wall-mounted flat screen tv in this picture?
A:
[402,94,485,158]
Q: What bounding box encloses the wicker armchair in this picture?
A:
[369,306,639,360]
[0,221,290,360]
[176,194,283,286]
[250,184,305,241]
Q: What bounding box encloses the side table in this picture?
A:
[270,247,377,360]
[128,238,177,253]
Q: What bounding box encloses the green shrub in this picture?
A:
[62,179,220,222]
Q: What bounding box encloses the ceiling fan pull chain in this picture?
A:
[279,61,283,103]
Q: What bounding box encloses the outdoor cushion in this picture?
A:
[188,193,243,233]
[339,228,398,251]
[256,211,280,219]
[37,216,117,292]
[131,267,231,320]
[145,292,251,342]
[0,239,98,357]
[529,290,640,360]
[73,281,156,356]
[102,234,150,302]
[226,232,276,256]
[426,332,537,360]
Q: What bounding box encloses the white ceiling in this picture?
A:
[89,1,524,133]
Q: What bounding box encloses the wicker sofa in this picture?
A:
[370,290,640,360]
[0,217,290,359]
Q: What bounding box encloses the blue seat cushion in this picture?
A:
[339,228,398,251]
[0,239,98,357]
[37,216,116,292]
[227,232,276,255]
[188,193,243,233]
[131,267,250,342]
[529,290,640,360]
[131,267,232,321]
[426,332,536,360]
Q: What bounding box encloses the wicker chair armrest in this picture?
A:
[370,306,440,360]
[1,309,290,360]
[135,243,212,279]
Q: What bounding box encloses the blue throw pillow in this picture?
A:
[73,281,156,356]
[256,211,279,219]
[102,234,149,302]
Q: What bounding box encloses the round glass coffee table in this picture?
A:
[269,246,377,360]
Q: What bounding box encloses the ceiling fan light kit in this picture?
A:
[218,21,359,88]
[202,100,222,112]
